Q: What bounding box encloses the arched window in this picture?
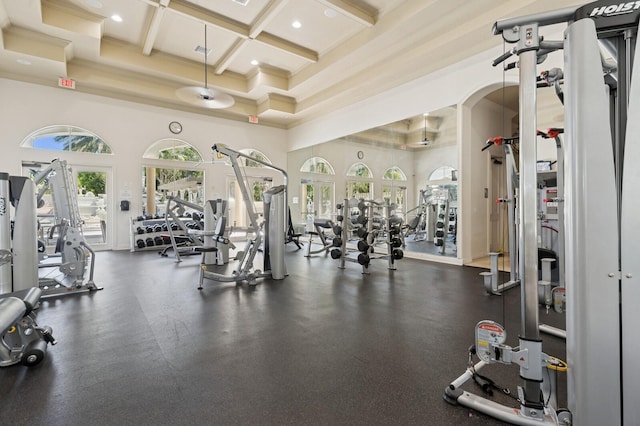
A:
[239,149,271,167]
[428,165,457,181]
[21,125,113,154]
[427,165,457,203]
[382,166,407,216]
[346,162,373,178]
[143,139,203,162]
[383,166,407,181]
[346,162,373,200]
[300,157,335,174]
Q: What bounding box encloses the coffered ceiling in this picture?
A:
[0,0,580,128]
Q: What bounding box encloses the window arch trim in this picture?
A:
[21,125,113,155]
[300,156,335,175]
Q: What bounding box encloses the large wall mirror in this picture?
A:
[288,105,459,261]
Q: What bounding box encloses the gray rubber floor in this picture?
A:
[0,246,566,425]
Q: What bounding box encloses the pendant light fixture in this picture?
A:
[421,113,430,145]
[176,23,235,109]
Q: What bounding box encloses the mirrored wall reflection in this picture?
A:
[287,105,459,260]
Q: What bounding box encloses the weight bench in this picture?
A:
[0,287,56,367]
[304,218,336,257]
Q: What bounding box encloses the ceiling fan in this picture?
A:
[176,24,235,109]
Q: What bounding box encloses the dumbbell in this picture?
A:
[154,236,164,246]
[330,249,342,259]
[392,248,404,260]
[145,237,155,247]
[136,227,145,234]
[136,239,146,249]
[161,223,168,231]
[145,225,154,233]
[162,235,171,244]
[153,224,163,232]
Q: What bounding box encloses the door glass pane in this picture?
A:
[301,182,314,222]
[228,179,237,228]
[317,183,334,220]
[76,170,108,246]
[228,178,272,228]
[141,166,203,217]
[346,181,372,200]
[23,161,110,250]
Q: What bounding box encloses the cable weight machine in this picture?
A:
[197,144,287,287]
[446,2,640,424]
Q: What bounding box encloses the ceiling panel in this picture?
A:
[186,0,271,26]
[154,10,240,65]
[229,38,307,75]
[0,0,585,128]
[262,0,363,54]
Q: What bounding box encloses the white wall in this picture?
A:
[0,79,288,250]
[287,140,415,224]
[0,24,568,259]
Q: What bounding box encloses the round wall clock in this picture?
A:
[169,121,183,134]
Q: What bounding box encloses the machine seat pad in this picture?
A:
[162,234,191,242]
[194,246,218,253]
[0,297,26,336]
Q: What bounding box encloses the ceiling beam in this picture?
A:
[169,0,250,37]
[316,0,376,27]
[214,38,247,75]
[214,0,289,74]
[168,0,316,64]
[0,1,10,29]
[255,32,318,62]
[142,0,170,56]
[249,0,290,38]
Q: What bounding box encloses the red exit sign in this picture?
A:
[58,77,75,89]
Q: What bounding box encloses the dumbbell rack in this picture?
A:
[330,199,404,273]
[129,215,202,252]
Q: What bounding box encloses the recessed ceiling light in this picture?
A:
[16,59,31,65]
[251,60,259,66]
[423,112,430,116]
[291,20,302,29]
[324,9,337,18]
[111,14,123,23]
[85,0,103,8]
